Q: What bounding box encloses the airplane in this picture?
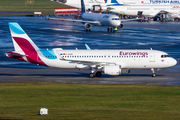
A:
[51,0,107,11]
[51,0,180,21]
[6,22,177,78]
[49,0,140,32]
[105,0,180,21]
[51,0,180,12]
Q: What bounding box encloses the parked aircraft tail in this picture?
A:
[106,0,123,6]
[81,0,86,13]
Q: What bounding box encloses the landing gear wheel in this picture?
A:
[96,72,102,77]
[110,28,113,32]
[152,73,156,77]
[86,29,91,32]
[107,28,110,32]
[107,27,112,32]
[89,73,95,78]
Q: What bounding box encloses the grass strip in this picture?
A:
[0,0,66,16]
[0,82,180,120]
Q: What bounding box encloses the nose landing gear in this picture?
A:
[151,68,156,77]
[107,27,117,33]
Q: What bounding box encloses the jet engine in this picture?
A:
[117,24,124,29]
[84,23,91,30]
[103,65,121,75]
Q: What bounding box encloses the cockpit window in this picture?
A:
[161,55,170,58]
[112,18,120,20]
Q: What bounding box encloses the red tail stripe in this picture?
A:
[13,37,47,66]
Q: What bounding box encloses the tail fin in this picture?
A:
[81,0,86,13]
[106,0,122,6]
[9,22,39,52]
[8,22,47,66]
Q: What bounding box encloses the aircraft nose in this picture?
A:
[114,21,121,27]
[172,58,177,66]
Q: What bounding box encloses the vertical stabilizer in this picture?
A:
[8,22,47,66]
[81,0,86,13]
[106,0,122,6]
[9,22,39,52]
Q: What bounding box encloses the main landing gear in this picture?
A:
[86,29,91,32]
[89,68,102,78]
[89,71,102,78]
[151,68,156,77]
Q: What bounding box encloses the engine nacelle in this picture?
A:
[84,23,91,30]
[118,24,124,29]
[103,65,121,75]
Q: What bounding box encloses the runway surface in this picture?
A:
[0,59,179,85]
[0,16,179,84]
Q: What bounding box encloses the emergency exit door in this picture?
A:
[149,52,155,62]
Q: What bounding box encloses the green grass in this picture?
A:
[0,0,67,16]
[0,82,180,120]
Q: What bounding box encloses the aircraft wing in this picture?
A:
[48,18,100,24]
[121,17,144,22]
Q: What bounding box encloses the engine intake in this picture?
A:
[84,23,91,30]
[118,24,124,29]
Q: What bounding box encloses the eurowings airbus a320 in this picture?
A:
[6,22,177,77]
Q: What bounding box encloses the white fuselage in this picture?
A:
[51,0,180,16]
[81,13,121,27]
[109,5,180,16]
[51,0,180,10]
[38,49,177,69]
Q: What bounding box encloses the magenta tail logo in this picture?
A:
[9,22,47,66]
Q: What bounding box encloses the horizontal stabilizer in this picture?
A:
[5,52,26,57]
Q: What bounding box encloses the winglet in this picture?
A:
[85,44,91,50]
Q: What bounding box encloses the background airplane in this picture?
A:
[6,22,177,77]
[106,0,180,21]
[51,0,180,11]
[49,0,126,32]
[51,0,180,21]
